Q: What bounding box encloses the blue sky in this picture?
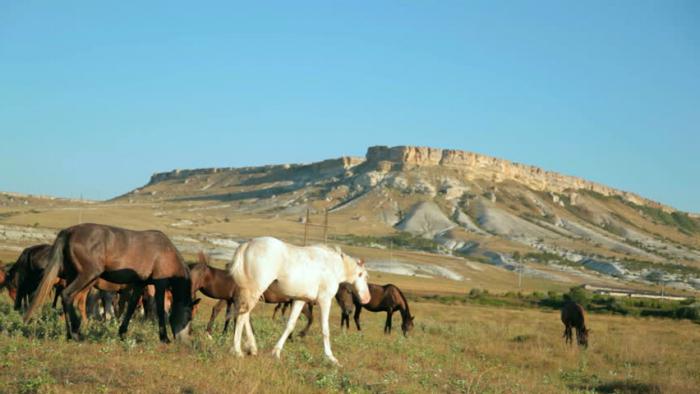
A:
[1,1,698,211]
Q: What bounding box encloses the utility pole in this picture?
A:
[323,209,329,244]
[303,208,310,246]
[389,239,393,263]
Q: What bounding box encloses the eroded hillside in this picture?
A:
[111,145,700,291]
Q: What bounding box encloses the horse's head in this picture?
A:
[402,315,415,336]
[170,290,201,343]
[341,254,370,304]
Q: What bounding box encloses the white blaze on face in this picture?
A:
[354,271,371,304]
[174,322,191,343]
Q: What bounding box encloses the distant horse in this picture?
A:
[561,300,589,348]
[191,253,313,336]
[229,237,370,365]
[24,223,198,343]
[337,282,414,336]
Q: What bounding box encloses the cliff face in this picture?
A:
[363,146,668,211]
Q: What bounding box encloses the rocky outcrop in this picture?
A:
[142,145,677,215]
[364,146,670,211]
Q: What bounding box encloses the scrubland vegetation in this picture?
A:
[1,290,698,393]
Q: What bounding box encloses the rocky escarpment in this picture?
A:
[362,146,670,211]
[145,145,671,212]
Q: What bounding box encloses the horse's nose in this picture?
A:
[361,293,371,304]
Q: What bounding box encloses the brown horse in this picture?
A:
[0,264,15,301]
[6,244,52,311]
[192,254,314,337]
[335,282,355,330]
[24,223,198,343]
[561,300,589,348]
[337,282,414,336]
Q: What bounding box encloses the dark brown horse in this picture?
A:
[337,282,414,336]
[192,254,313,336]
[6,244,52,311]
[24,223,198,343]
[561,300,589,348]
[335,282,355,330]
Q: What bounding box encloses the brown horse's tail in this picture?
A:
[24,231,67,322]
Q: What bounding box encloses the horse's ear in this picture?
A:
[411,316,415,321]
[357,258,365,267]
[197,251,208,264]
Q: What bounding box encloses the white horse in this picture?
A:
[228,237,371,365]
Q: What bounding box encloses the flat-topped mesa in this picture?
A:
[364,145,671,211]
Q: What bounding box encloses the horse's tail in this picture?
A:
[24,231,67,322]
[228,242,249,274]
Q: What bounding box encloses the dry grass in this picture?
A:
[0,294,698,393]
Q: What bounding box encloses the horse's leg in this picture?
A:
[232,288,257,357]
[272,303,281,320]
[60,275,98,341]
[75,288,89,326]
[154,280,170,343]
[318,296,339,365]
[340,311,346,330]
[206,299,225,335]
[119,283,145,339]
[242,312,258,355]
[354,305,362,331]
[564,325,572,345]
[299,303,313,337]
[271,300,305,359]
[101,291,115,321]
[385,311,393,334]
[223,301,234,334]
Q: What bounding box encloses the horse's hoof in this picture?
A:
[230,348,244,357]
[206,333,213,341]
[271,348,282,359]
[160,337,171,344]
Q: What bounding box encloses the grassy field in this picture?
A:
[1,294,698,393]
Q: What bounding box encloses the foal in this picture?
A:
[561,299,589,348]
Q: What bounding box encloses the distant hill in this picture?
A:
[118,145,700,290]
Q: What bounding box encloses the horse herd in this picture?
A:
[0,222,588,365]
[0,223,419,364]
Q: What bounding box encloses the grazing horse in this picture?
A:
[561,300,589,348]
[229,237,370,365]
[338,282,415,336]
[191,253,314,337]
[0,264,16,301]
[335,282,355,330]
[24,223,198,343]
[7,244,52,311]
